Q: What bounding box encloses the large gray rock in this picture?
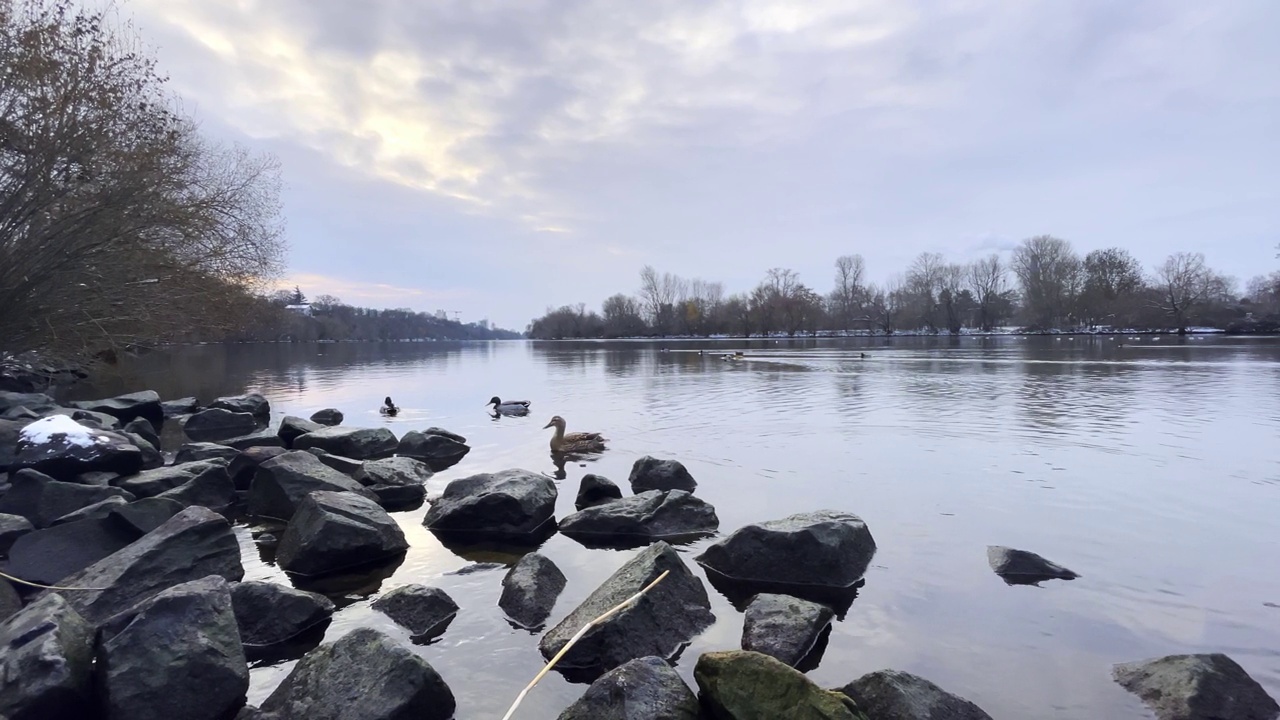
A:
[309,408,343,426]
[109,497,184,535]
[209,392,271,421]
[13,419,143,480]
[69,391,163,427]
[0,593,95,720]
[230,581,335,649]
[121,430,164,470]
[50,495,128,525]
[696,510,877,592]
[1113,653,1279,720]
[362,456,434,487]
[0,418,24,470]
[305,448,365,479]
[370,483,426,511]
[839,669,994,720]
[227,446,289,490]
[0,391,56,415]
[575,473,622,510]
[423,469,557,539]
[0,511,35,553]
[499,552,567,630]
[0,469,134,528]
[155,462,236,510]
[278,416,322,448]
[184,408,258,442]
[260,627,455,720]
[540,542,714,677]
[52,407,122,430]
[122,417,161,453]
[48,506,244,627]
[741,593,833,668]
[249,451,378,520]
[371,585,458,640]
[293,426,398,460]
[95,576,248,720]
[114,459,229,499]
[7,517,140,586]
[695,650,861,720]
[174,442,242,464]
[558,656,701,720]
[276,491,408,576]
[0,578,19,621]
[628,456,697,493]
[987,546,1078,584]
[396,429,470,467]
[161,397,200,417]
[559,490,718,544]
[220,429,286,451]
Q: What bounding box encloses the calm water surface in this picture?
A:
[70,336,1280,719]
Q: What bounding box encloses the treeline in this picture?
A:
[529,237,1280,339]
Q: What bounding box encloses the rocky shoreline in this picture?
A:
[1,388,1276,719]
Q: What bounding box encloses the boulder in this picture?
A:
[986,546,1078,584]
[362,456,434,487]
[161,396,201,417]
[230,581,335,649]
[309,408,343,426]
[109,497,184,534]
[0,390,56,415]
[53,408,122,430]
[155,463,236,511]
[0,469,134,528]
[741,593,834,668]
[0,593,95,720]
[839,670,994,720]
[1112,653,1279,720]
[558,656,701,720]
[539,542,714,677]
[220,429,286,451]
[694,650,861,720]
[1,405,42,422]
[575,473,623,510]
[13,417,143,480]
[423,469,557,539]
[278,416,322,449]
[249,451,379,520]
[121,430,164,470]
[175,442,243,464]
[0,418,25,470]
[396,429,470,469]
[276,491,408,576]
[499,552,567,630]
[184,408,258,442]
[227,446,289,490]
[8,517,140,586]
[74,470,120,486]
[293,426,398,460]
[371,585,459,640]
[559,490,718,545]
[696,510,876,596]
[69,391,163,427]
[370,483,426,511]
[48,506,244,627]
[0,511,35,553]
[629,456,697,493]
[260,627,455,720]
[122,417,161,452]
[0,578,19,621]
[114,459,229,499]
[95,575,248,720]
[50,495,128,525]
[209,393,271,421]
[304,448,365,479]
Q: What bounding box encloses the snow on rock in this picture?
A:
[19,416,106,448]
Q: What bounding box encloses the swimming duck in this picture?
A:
[488,396,531,414]
[380,396,400,416]
[543,415,607,454]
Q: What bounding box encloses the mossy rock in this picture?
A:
[694,650,867,720]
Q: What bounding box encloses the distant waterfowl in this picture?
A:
[860,352,867,359]
[488,396,531,414]
[380,396,400,416]
[543,415,607,454]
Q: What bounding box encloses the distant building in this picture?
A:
[435,310,448,320]
[478,319,490,330]
[285,304,312,316]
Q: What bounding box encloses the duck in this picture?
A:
[379,396,400,416]
[488,396,531,414]
[543,415,607,454]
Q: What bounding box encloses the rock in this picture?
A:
[1112,653,1279,720]
[184,408,259,442]
[0,511,35,553]
[49,506,244,627]
[114,459,229,499]
[370,483,426,511]
[261,627,455,720]
[75,470,120,486]
[694,650,861,720]
[304,448,365,479]
[230,581,334,649]
[8,517,140,586]
[255,533,278,549]
[293,426,398,460]
[986,546,1078,584]
[69,391,164,427]
[696,510,876,596]
[0,418,25,470]
[741,593,834,668]
[0,578,19,621]
[13,417,143,480]
[210,392,271,421]
[2,405,42,422]
[220,429,286,451]
[278,416,322,449]
[58,407,122,430]
[0,593,95,720]
[0,390,56,415]
[423,469,557,539]
[309,408,343,426]
[122,417,161,452]
[575,473,622,510]
[109,497,184,534]
[0,469,134,528]
[839,669,994,720]
[362,456,433,487]
[499,552,567,630]
[249,451,379,520]
[372,585,459,640]
[95,575,248,720]
[276,491,408,576]
[161,396,200,417]
[540,541,714,677]
[558,656,701,720]
[121,430,164,470]
[175,442,242,464]
[155,462,236,510]
[629,456,697,493]
[559,490,718,545]
[227,446,289,490]
[50,495,128,525]
[396,429,469,469]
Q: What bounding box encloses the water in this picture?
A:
[68,336,1280,718]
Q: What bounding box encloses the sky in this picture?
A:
[125,0,1279,330]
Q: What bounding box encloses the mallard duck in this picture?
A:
[488,396,531,414]
[379,396,399,416]
[543,415,606,454]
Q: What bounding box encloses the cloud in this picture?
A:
[276,273,473,308]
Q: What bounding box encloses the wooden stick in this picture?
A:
[500,569,671,720]
[0,569,109,591]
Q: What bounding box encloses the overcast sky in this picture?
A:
[128,0,1278,330]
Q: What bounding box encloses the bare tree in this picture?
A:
[1011,236,1082,329]
[866,277,905,334]
[637,265,687,334]
[967,254,1008,331]
[601,293,645,337]
[828,254,866,333]
[1078,248,1144,328]
[938,263,967,333]
[904,252,945,331]
[1152,252,1228,333]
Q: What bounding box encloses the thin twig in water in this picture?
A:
[0,569,109,591]
[500,569,670,720]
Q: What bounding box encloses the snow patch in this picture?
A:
[19,415,104,448]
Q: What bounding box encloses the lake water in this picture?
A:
[68,336,1280,719]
